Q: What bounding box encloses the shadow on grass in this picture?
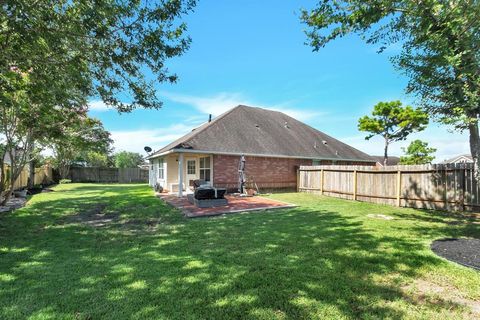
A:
[0,184,474,319]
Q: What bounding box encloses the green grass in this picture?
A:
[0,183,479,319]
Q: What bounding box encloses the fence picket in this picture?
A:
[298,163,480,211]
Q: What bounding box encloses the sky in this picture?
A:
[88,0,469,162]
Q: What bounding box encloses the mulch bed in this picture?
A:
[0,197,27,214]
[431,238,480,271]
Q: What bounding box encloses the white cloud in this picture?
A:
[110,124,194,154]
[341,126,470,162]
[161,91,325,121]
[88,100,112,112]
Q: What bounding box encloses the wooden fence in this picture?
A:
[69,167,149,183]
[2,165,54,190]
[297,163,480,211]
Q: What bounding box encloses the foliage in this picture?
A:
[81,151,112,168]
[114,151,145,168]
[1,0,196,112]
[358,101,428,165]
[399,140,437,165]
[0,185,479,318]
[50,115,113,179]
[301,0,480,176]
[59,179,72,184]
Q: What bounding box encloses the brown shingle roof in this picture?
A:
[149,105,374,162]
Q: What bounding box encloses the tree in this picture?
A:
[114,151,145,168]
[1,0,195,204]
[50,116,112,179]
[0,69,80,204]
[301,1,480,176]
[399,140,436,165]
[358,101,429,166]
[1,0,196,111]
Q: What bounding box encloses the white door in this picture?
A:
[185,158,198,190]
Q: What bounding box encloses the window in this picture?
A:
[199,156,211,181]
[158,159,165,180]
[187,160,196,174]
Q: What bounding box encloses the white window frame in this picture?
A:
[158,158,165,180]
[199,156,212,182]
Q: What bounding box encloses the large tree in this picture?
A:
[0,0,195,203]
[399,139,436,165]
[302,1,480,176]
[358,101,428,165]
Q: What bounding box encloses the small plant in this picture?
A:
[59,179,72,184]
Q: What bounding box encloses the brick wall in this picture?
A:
[213,154,375,192]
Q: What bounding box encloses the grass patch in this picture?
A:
[0,183,479,319]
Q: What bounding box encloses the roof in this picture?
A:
[149,105,374,162]
[372,156,400,166]
[443,154,473,164]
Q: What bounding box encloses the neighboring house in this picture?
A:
[372,156,400,167]
[443,154,473,164]
[147,105,376,196]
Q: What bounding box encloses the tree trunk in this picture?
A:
[383,138,389,166]
[469,119,480,180]
[0,179,14,206]
[27,159,35,189]
[0,157,5,205]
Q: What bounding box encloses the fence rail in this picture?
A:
[297,163,480,211]
[69,167,149,183]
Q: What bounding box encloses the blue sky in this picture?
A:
[88,0,469,161]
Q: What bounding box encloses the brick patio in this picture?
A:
[157,194,296,218]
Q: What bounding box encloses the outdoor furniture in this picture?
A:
[187,179,227,208]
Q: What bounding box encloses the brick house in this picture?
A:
[147,105,375,195]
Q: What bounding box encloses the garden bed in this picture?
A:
[431,238,480,270]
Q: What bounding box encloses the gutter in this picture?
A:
[147,148,374,163]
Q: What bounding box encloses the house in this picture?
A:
[147,105,375,196]
[372,155,400,167]
[443,154,473,164]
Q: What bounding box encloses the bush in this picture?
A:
[59,179,72,184]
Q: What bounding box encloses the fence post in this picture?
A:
[353,170,357,201]
[296,168,300,192]
[396,170,402,207]
[320,169,324,195]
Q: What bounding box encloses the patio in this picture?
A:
[157,193,296,218]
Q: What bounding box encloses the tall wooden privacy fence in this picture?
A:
[298,163,480,211]
[2,165,54,190]
[69,167,149,183]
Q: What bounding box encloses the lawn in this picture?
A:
[0,183,479,319]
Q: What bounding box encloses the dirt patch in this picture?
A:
[61,204,160,232]
[64,203,119,228]
[402,279,480,318]
[367,214,394,220]
[114,218,160,233]
[431,238,480,270]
